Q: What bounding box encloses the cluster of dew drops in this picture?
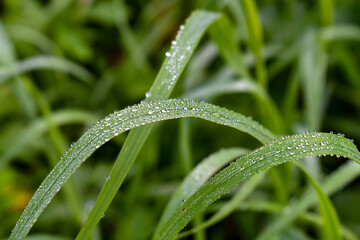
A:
[162,24,193,90]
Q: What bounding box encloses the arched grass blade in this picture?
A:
[0,110,98,171]
[0,55,94,85]
[155,147,250,237]
[177,171,266,239]
[7,24,59,53]
[75,10,221,240]
[154,132,360,240]
[10,99,275,240]
[322,25,360,43]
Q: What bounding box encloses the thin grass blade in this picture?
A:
[10,98,274,240]
[155,132,360,240]
[177,171,266,238]
[0,110,97,171]
[0,55,94,85]
[208,15,249,77]
[295,162,342,240]
[256,160,360,240]
[75,10,221,240]
[155,147,249,237]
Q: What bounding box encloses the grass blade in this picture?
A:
[0,20,37,119]
[295,162,342,240]
[10,98,274,239]
[321,25,360,42]
[256,160,360,240]
[155,147,249,237]
[318,0,334,26]
[155,132,360,240]
[0,55,94,85]
[177,171,266,238]
[0,110,97,171]
[240,0,267,88]
[75,10,221,240]
[209,15,249,77]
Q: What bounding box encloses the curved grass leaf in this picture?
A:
[7,24,60,53]
[295,162,342,240]
[154,132,360,240]
[183,79,258,100]
[10,99,275,240]
[177,171,266,238]
[0,110,97,171]
[75,10,221,240]
[155,147,250,237]
[183,79,283,133]
[256,160,360,240]
[322,25,360,43]
[0,55,94,85]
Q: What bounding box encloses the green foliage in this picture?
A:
[1,1,360,240]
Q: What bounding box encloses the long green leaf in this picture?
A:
[155,132,360,240]
[0,110,97,171]
[318,0,334,26]
[0,20,37,119]
[208,15,249,77]
[0,55,94,85]
[295,162,342,240]
[75,10,221,240]
[10,99,274,240]
[177,171,266,238]
[155,147,249,237]
[321,25,360,42]
[240,0,267,88]
[256,160,360,240]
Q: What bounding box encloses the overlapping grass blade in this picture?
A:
[295,162,342,240]
[0,110,97,171]
[256,160,360,240]
[155,147,249,237]
[0,55,94,85]
[0,20,36,119]
[208,15,249,77]
[322,25,360,42]
[7,24,59,53]
[10,98,274,239]
[298,30,327,177]
[75,10,221,240]
[26,79,84,225]
[154,132,360,240]
[299,30,327,132]
[240,0,267,88]
[183,79,257,100]
[177,171,266,238]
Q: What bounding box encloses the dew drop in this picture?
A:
[165,51,171,57]
[145,91,151,98]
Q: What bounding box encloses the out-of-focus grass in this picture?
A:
[1,0,360,239]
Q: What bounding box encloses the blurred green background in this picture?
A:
[1,0,360,239]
